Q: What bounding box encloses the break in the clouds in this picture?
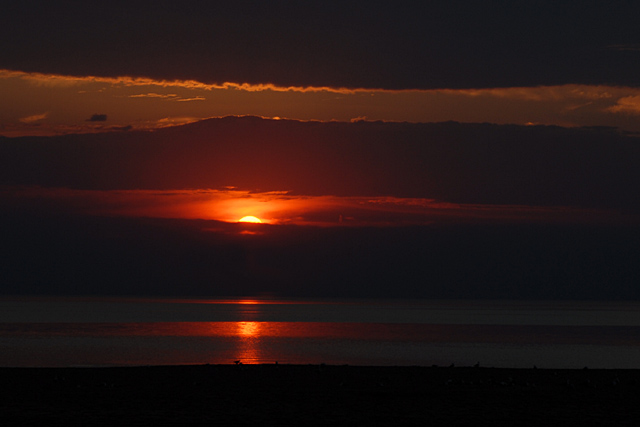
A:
[1,2,639,90]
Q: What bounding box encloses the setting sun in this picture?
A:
[238,216,262,223]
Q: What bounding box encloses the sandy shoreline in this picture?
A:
[2,364,639,425]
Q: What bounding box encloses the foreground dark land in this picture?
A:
[2,364,639,426]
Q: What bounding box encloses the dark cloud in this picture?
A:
[1,117,639,213]
[1,1,639,89]
[86,114,107,122]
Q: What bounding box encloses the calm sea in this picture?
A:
[1,297,639,368]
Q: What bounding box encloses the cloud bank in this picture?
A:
[4,69,640,137]
[1,2,639,90]
[1,117,639,215]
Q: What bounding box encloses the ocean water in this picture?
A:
[1,297,639,368]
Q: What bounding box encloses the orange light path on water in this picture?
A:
[2,322,612,345]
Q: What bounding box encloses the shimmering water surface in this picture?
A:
[1,298,639,368]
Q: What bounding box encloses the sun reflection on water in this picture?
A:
[234,321,261,363]
[237,321,260,337]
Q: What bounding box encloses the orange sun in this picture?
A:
[238,216,262,223]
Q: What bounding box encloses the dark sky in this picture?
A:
[1,2,640,300]
[3,211,639,300]
[2,1,639,89]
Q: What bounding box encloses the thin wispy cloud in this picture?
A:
[0,69,357,94]
[129,93,179,99]
[19,112,48,123]
[440,85,620,102]
[129,93,206,102]
[175,97,206,102]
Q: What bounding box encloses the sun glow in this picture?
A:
[238,216,262,223]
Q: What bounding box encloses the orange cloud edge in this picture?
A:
[0,69,367,94]
[1,187,633,228]
[4,68,640,138]
[5,68,640,99]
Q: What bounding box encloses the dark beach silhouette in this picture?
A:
[1,364,638,426]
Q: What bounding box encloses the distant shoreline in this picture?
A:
[2,364,638,425]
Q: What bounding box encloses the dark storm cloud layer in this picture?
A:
[2,1,639,89]
[1,117,639,212]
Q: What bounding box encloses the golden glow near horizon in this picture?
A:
[238,216,262,223]
[2,69,640,137]
[0,186,631,227]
